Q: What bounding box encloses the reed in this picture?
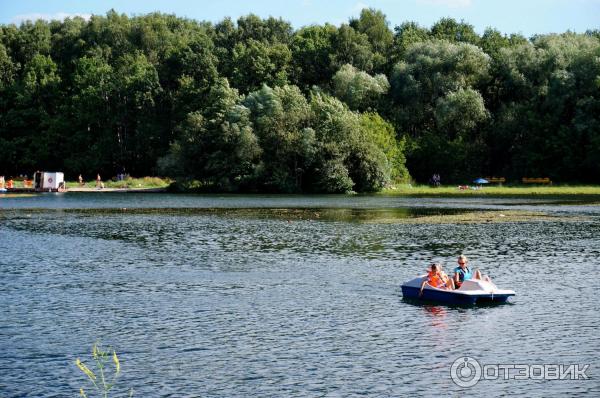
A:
[75,342,132,398]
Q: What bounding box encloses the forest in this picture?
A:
[0,9,599,192]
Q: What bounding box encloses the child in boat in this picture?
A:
[453,255,491,288]
[438,264,454,289]
[419,263,455,296]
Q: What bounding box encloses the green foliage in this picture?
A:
[392,21,430,59]
[350,8,393,71]
[389,40,492,181]
[290,24,337,88]
[430,18,480,46]
[315,158,354,193]
[330,24,374,73]
[22,54,60,97]
[0,11,598,187]
[360,113,409,182]
[434,88,488,136]
[231,39,291,91]
[244,84,314,191]
[488,33,600,180]
[165,78,262,191]
[391,40,490,102]
[350,8,393,53]
[308,92,393,192]
[0,43,16,89]
[332,64,389,111]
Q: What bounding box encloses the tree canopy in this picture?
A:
[1,10,599,191]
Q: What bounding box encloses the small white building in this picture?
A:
[34,171,65,192]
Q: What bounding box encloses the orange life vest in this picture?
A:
[428,271,445,288]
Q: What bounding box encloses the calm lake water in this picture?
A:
[1,193,599,397]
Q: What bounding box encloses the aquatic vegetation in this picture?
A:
[75,342,131,398]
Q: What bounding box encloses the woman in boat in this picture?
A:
[420,263,454,296]
[453,255,491,288]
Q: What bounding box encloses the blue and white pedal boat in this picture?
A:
[401,275,515,305]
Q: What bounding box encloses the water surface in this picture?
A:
[1,193,598,396]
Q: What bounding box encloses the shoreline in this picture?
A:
[2,187,168,193]
[4,184,600,198]
[379,185,600,198]
[67,187,168,193]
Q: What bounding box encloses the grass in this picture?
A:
[7,177,600,197]
[65,176,171,189]
[381,184,600,197]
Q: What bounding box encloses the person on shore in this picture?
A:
[453,255,491,288]
[420,263,454,296]
[96,173,103,189]
[78,174,84,186]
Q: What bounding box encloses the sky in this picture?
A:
[1,0,599,37]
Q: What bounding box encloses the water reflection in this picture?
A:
[423,305,448,329]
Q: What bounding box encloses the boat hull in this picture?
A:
[401,276,515,306]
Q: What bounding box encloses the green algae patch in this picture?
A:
[372,210,572,224]
[0,206,583,225]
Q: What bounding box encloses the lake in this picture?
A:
[1,193,599,397]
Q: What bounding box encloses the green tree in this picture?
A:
[112,52,162,173]
[392,21,430,59]
[390,40,490,136]
[236,14,293,44]
[6,54,61,172]
[332,64,389,111]
[244,84,315,191]
[359,113,409,182]
[330,24,374,73]
[290,24,337,89]
[390,40,491,181]
[163,78,262,190]
[0,43,16,90]
[430,18,480,46]
[434,88,488,137]
[350,8,393,71]
[1,10,598,187]
[309,93,392,192]
[66,54,115,174]
[231,39,291,91]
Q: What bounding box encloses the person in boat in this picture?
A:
[420,263,455,296]
[453,255,491,288]
[438,264,454,287]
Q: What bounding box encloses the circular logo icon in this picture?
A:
[450,356,482,388]
[48,177,53,183]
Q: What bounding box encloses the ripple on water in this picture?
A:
[1,195,599,396]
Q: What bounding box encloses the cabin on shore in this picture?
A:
[33,171,66,192]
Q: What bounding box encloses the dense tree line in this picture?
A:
[0,9,599,191]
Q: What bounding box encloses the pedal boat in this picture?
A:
[401,275,515,305]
